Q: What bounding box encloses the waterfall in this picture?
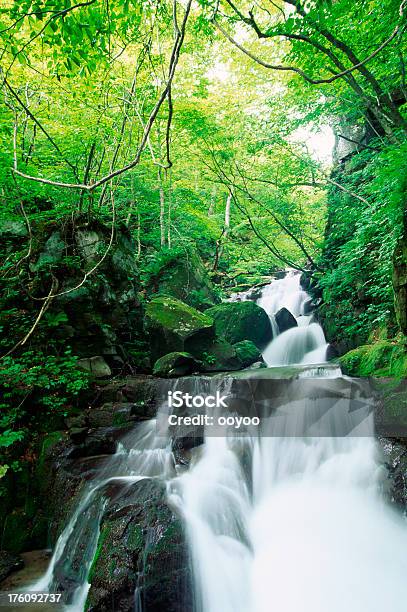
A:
[169,432,407,612]
[30,271,407,611]
[257,271,329,366]
[29,419,175,604]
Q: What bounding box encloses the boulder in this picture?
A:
[0,216,145,371]
[233,340,262,368]
[326,344,339,360]
[145,296,215,362]
[78,356,112,378]
[86,478,192,612]
[148,248,220,310]
[31,231,65,271]
[0,219,28,239]
[303,298,314,315]
[197,339,242,372]
[0,550,24,582]
[379,437,407,512]
[153,352,201,377]
[206,301,272,348]
[275,307,298,333]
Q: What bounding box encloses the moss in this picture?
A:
[339,338,407,378]
[195,339,242,372]
[87,525,110,583]
[153,352,200,377]
[35,431,65,484]
[233,340,262,367]
[145,296,215,362]
[126,524,143,551]
[1,509,30,554]
[206,301,272,348]
[148,248,220,310]
[146,296,213,337]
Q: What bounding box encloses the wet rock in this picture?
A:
[172,435,204,466]
[303,298,314,315]
[379,437,407,512]
[145,296,215,362]
[197,338,242,372]
[67,428,117,458]
[69,427,89,445]
[147,248,220,311]
[0,550,24,582]
[86,478,192,612]
[0,550,51,590]
[326,344,339,360]
[78,356,112,378]
[65,414,87,429]
[87,403,138,428]
[233,340,262,368]
[275,307,297,333]
[153,352,201,377]
[245,360,267,370]
[206,301,272,348]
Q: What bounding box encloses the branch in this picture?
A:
[3,76,78,176]
[11,0,192,191]
[213,12,405,85]
[1,277,58,359]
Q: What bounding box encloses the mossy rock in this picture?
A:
[233,340,262,368]
[148,248,220,310]
[339,339,407,378]
[145,296,215,362]
[86,478,192,612]
[206,301,272,348]
[196,339,242,372]
[1,509,34,554]
[153,352,201,377]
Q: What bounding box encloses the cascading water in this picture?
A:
[29,419,176,607]
[30,271,407,612]
[256,271,329,366]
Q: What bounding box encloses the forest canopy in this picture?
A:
[0,0,406,354]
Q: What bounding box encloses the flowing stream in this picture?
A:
[31,271,407,611]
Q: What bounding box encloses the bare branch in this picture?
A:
[11,0,192,192]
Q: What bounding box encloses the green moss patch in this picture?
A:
[339,339,407,378]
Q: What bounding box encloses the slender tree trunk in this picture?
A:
[213,189,232,270]
[158,167,166,247]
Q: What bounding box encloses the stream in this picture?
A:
[29,271,407,611]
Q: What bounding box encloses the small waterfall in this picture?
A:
[30,419,175,605]
[257,271,328,366]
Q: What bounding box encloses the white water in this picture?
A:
[32,270,407,611]
[30,420,175,607]
[169,434,407,612]
[257,271,329,366]
[167,271,407,612]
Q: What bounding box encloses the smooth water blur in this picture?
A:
[167,271,407,612]
[257,271,328,366]
[169,427,407,612]
[30,419,175,607]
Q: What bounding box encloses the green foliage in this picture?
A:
[0,350,89,470]
[339,338,407,378]
[316,141,406,347]
[140,247,186,288]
